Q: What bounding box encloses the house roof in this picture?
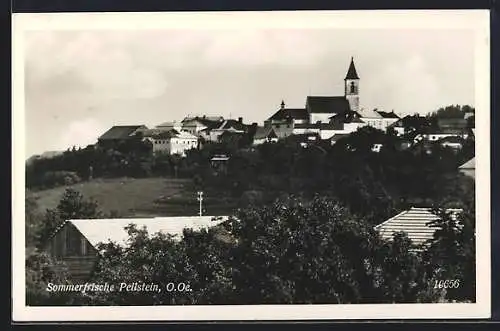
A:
[268,108,309,121]
[63,216,229,249]
[345,57,360,80]
[98,125,147,140]
[306,96,351,114]
[156,121,181,128]
[376,110,400,119]
[358,108,383,119]
[459,157,475,170]
[211,154,230,161]
[216,119,247,131]
[375,207,462,246]
[174,131,198,139]
[151,129,179,139]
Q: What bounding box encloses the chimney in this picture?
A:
[238,117,243,123]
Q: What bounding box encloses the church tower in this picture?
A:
[344,57,360,112]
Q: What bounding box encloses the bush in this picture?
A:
[39,171,81,189]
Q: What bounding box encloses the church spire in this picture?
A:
[345,57,359,80]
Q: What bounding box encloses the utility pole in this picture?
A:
[197,191,204,216]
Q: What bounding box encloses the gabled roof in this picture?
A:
[216,119,247,131]
[63,216,229,249]
[98,125,147,140]
[459,157,475,170]
[375,207,462,246]
[358,108,383,119]
[306,96,351,114]
[254,126,277,140]
[268,108,309,121]
[376,110,400,119]
[345,57,360,80]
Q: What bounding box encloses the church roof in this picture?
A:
[306,96,351,114]
[345,57,360,80]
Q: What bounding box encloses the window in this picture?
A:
[350,82,356,93]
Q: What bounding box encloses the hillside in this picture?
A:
[27,177,238,218]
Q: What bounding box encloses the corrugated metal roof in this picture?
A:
[375,207,462,246]
[67,216,229,248]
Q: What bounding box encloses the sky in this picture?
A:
[23,22,476,156]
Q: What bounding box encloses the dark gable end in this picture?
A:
[306,96,351,114]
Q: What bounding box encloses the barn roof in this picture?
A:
[64,216,229,249]
[374,207,462,247]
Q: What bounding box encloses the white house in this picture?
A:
[151,130,198,156]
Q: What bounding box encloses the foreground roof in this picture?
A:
[459,157,475,170]
[64,216,229,248]
[375,207,462,246]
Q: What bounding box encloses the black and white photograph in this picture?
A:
[12,10,491,321]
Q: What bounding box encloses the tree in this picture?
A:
[87,196,444,305]
[425,199,475,302]
[37,188,102,248]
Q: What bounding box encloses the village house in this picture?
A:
[45,216,230,280]
[97,125,148,149]
[209,118,249,142]
[375,207,462,248]
[146,129,198,156]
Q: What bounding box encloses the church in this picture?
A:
[264,58,399,140]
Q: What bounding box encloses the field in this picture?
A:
[27,177,238,217]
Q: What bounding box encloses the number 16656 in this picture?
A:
[434,279,460,289]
